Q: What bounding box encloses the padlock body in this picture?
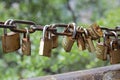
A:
[95,42,107,60]
[2,32,20,53]
[88,23,103,40]
[62,36,75,52]
[86,38,95,53]
[39,38,52,57]
[110,49,120,64]
[77,35,86,50]
[91,23,103,37]
[22,38,31,56]
[87,28,99,40]
[52,35,58,48]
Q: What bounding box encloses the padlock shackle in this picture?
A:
[23,27,30,41]
[110,31,118,41]
[109,31,119,50]
[110,40,118,50]
[4,19,13,25]
[43,25,50,40]
[64,23,77,38]
[4,19,13,35]
[103,32,108,46]
[78,26,84,30]
[72,23,77,38]
[83,28,89,38]
[76,26,83,38]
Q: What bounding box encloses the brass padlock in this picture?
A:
[76,27,86,51]
[50,24,58,49]
[87,23,103,40]
[51,33,58,48]
[39,25,52,57]
[83,28,95,53]
[103,32,111,60]
[22,28,31,56]
[110,40,120,64]
[2,19,20,53]
[109,31,120,64]
[95,38,107,61]
[62,23,76,52]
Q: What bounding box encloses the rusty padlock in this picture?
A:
[51,33,58,48]
[88,23,103,40]
[39,25,52,57]
[109,31,120,64]
[62,23,77,52]
[116,27,120,48]
[95,37,107,61]
[2,19,20,53]
[50,24,58,49]
[22,28,31,56]
[76,27,86,51]
[83,28,95,53]
[103,32,111,60]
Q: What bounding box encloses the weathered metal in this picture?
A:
[24,64,120,80]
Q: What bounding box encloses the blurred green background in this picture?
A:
[0,0,120,80]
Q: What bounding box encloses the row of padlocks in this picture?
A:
[0,19,120,64]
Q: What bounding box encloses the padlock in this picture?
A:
[87,23,103,40]
[115,27,120,48]
[109,31,120,64]
[118,39,120,48]
[110,40,120,64]
[22,28,31,56]
[76,27,86,51]
[39,25,52,57]
[87,28,98,40]
[95,38,107,61]
[96,32,111,60]
[2,19,20,53]
[95,33,108,60]
[62,23,76,52]
[103,32,111,59]
[50,24,58,49]
[91,23,103,37]
[83,28,95,53]
[51,33,58,48]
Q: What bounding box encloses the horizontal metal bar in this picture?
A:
[0,21,4,24]
[53,24,68,27]
[10,20,36,25]
[101,27,120,31]
[24,64,120,80]
[32,25,57,32]
[0,24,16,28]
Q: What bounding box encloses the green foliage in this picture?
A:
[97,8,120,27]
[0,0,120,79]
